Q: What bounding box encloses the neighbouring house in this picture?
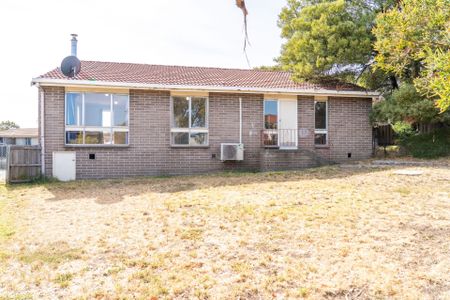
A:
[32,61,378,180]
[0,128,39,146]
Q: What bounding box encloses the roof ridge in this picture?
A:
[80,60,290,74]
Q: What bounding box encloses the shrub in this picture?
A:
[392,121,414,142]
[400,127,450,158]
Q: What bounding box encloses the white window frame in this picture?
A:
[65,92,130,146]
[170,96,209,147]
[314,99,328,146]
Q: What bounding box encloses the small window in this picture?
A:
[314,100,328,145]
[264,100,278,129]
[171,96,208,146]
[65,92,129,146]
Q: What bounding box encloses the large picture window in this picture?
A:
[65,92,129,145]
[171,96,208,146]
[314,100,328,145]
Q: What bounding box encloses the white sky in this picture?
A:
[0,0,285,128]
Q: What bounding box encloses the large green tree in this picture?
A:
[278,0,394,86]
[373,0,450,111]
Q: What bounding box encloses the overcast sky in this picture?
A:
[0,0,285,128]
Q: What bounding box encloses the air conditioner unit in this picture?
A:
[220,143,244,161]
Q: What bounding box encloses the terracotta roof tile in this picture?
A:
[37,61,367,92]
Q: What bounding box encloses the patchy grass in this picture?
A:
[0,187,15,242]
[53,272,74,288]
[18,242,83,266]
[0,164,449,299]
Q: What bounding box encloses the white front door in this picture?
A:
[278,99,298,149]
[53,152,76,181]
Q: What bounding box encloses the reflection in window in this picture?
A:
[171,96,208,146]
[113,131,128,145]
[264,100,278,129]
[113,95,129,126]
[84,93,111,127]
[66,131,83,144]
[65,92,129,145]
[85,131,111,145]
[314,100,328,145]
[173,97,189,128]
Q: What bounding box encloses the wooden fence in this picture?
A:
[5,145,41,183]
[373,125,395,147]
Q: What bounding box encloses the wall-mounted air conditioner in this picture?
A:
[220,143,244,161]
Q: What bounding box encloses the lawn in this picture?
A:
[0,164,449,299]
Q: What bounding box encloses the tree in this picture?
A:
[0,121,19,131]
[373,0,450,111]
[277,0,394,86]
[371,83,450,125]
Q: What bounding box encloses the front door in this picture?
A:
[278,99,298,149]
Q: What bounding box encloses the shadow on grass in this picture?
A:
[4,165,395,205]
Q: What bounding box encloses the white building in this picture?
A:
[0,128,38,146]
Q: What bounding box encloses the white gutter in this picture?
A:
[31,78,380,98]
[38,85,45,176]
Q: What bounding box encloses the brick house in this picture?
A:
[32,61,378,180]
[0,128,39,146]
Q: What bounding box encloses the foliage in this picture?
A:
[400,127,450,158]
[370,84,449,124]
[277,0,394,83]
[415,49,450,112]
[254,65,284,71]
[0,121,19,131]
[391,121,414,142]
[373,0,450,111]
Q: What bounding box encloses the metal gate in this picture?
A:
[0,145,6,170]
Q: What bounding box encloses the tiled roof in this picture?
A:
[37,61,367,92]
[0,128,38,138]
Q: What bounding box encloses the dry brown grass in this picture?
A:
[0,164,449,299]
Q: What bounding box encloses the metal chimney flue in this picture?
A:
[71,34,78,57]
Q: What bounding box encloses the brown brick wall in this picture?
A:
[315,97,373,162]
[40,87,372,179]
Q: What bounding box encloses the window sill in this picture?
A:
[315,145,330,149]
[170,145,210,149]
[64,144,130,148]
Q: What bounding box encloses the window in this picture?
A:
[65,92,129,145]
[171,96,208,146]
[25,138,31,146]
[263,100,278,147]
[264,100,278,129]
[314,100,328,145]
